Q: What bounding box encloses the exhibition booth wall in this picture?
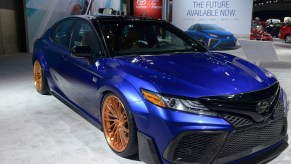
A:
[26,0,123,52]
[0,1,26,55]
[172,0,253,37]
[25,0,254,52]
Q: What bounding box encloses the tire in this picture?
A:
[101,93,138,157]
[285,35,291,43]
[33,59,50,95]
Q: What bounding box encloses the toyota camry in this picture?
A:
[185,24,237,50]
[33,15,288,164]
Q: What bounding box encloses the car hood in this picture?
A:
[202,30,234,37]
[115,52,277,98]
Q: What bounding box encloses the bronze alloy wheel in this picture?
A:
[33,60,42,92]
[102,95,130,152]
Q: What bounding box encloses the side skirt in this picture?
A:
[50,90,102,130]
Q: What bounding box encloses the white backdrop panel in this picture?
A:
[172,0,253,35]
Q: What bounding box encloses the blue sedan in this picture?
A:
[185,24,237,49]
[33,15,288,164]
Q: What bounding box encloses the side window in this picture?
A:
[51,19,74,48]
[197,25,202,31]
[193,25,198,31]
[71,21,100,55]
[189,25,195,31]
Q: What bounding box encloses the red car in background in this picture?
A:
[279,24,291,43]
[250,28,273,41]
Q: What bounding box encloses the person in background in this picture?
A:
[71,3,81,15]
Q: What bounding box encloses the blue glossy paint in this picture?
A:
[115,52,277,98]
[185,24,237,49]
[32,16,287,164]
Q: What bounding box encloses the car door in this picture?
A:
[44,18,75,94]
[61,19,106,118]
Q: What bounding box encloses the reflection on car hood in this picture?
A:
[116,52,277,98]
[202,30,234,37]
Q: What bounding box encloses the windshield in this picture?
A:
[99,20,207,56]
[201,24,225,31]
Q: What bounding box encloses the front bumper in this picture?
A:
[251,36,273,41]
[207,37,237,49]
[135,91,288,163]
[135,103,231,164]
[162,117,288,164]
[136,101,288,164]
[135,84,288,164]
[230,135,288,164]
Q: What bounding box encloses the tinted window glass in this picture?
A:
[200,24,225,31]
[100,20,207,56]
[51,19,74,48]
[71,21,100,56]
[189,25,195,30]
[194,25,198,30]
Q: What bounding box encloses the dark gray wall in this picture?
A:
[15,0,27,52]
[0,1,17,10]
[0,0,26,54]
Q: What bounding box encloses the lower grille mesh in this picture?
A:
[173,133,222,163]
[273,100,286,118]
[216,118,286,163]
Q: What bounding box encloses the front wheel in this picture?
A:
[101,93,138,157]
[33,59,49,95]
[285,35,291,43]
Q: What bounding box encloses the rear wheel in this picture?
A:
[33,59,49,95]
[101,93,137,157]
[285,35,291,43]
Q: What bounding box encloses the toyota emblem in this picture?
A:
[137,0,146,5]
[256,101,269,114]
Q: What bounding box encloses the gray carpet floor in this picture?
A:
[0,39,290,163]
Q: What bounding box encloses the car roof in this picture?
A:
[69,14,160,22]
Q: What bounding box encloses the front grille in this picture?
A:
[199,82,280,123]
[221,114,254,128]
[173,134,220,163]
[220,96,284,129]
[216,118,287,163]
[217,42,236,48]
[273,100,286,118]
[163,132,228,163]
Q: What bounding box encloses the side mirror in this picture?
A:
[72,45,93,58]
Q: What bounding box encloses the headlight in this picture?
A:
[141,89,217,116]
[260,67,276,79]
[209,34,218,38]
